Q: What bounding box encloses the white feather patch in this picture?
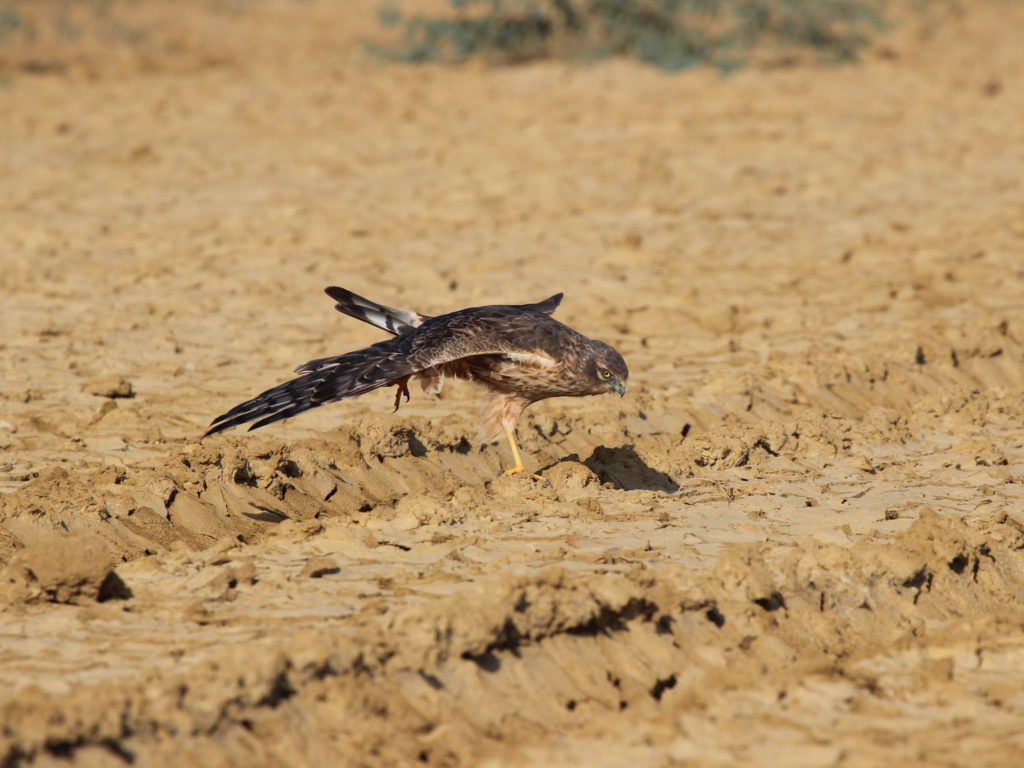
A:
[364,309,388,328]
[504,351,557,368]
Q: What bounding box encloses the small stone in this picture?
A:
[87,376,134,399]
[298,556,340,579]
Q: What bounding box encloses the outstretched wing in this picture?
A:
[205,294,573,435]
[205,337,417,435]
[323,287,561,334]
[325,286,429,336]
[309,304,578,403]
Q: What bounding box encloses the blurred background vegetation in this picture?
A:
[0,0,955,76]
[371,0,959,70]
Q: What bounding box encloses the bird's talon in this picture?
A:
[498,459,548,485]
[392,377,411,412]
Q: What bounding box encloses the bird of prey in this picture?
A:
[205,287,628,476]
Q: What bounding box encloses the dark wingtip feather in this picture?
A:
[324,286,349,302]
[248,404,311,431]
[203,411,235,437]
[204,411,260,436]
[527,293,564,315]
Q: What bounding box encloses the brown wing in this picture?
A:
[309,302,584,402]
[322,287,561,339]
[205,337,417,435]
[206,296,574,435]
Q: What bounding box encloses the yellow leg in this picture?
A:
[503,427,525,475]
[501,428,549,484]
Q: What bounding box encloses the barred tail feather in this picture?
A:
[324,286,428,336]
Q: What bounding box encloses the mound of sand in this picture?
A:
[1,530,130,604]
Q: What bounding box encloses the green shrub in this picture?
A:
[373,0,888,70]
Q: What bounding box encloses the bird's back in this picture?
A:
[403,302,590,363]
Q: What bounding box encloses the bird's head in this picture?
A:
[586,341,628,397]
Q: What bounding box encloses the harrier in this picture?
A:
[205,287,628,476]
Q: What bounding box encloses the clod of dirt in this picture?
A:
[232,559,257,585]
[953,438,1008,467]
[184,561,255,600]
[541,458,600,499]
[85,376,135,399]
[298,556,340,579]
[0,532,131,604]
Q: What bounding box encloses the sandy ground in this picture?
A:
[2,0,1024,765]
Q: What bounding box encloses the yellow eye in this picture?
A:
[601,369,612,379]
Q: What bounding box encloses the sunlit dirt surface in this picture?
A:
[2,1,1024,765]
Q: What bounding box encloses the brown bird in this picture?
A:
[205,287,628,476]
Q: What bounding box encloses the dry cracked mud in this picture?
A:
[2,1,1024,765]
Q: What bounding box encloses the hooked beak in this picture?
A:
[611,379,626,397]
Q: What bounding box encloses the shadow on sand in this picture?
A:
[583,445,678,492]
